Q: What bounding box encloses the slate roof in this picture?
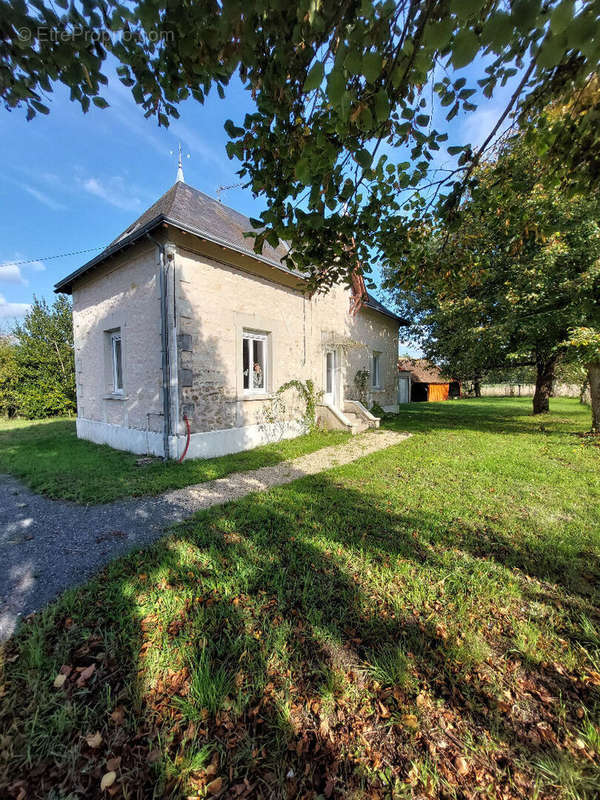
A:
[55,181,407,324]
[397,358,454,384]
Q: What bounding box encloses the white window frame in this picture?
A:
[111,332,124,394]
[372,351,381,389]
[242,330,268,395]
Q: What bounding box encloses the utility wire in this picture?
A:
[0,245,105,268]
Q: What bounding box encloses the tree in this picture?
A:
[0,333,19,418]
[562,327,600,431]
[555,356,590,404]
[12,296,76,418]
[385,125,600,415]
[2,1,600,292]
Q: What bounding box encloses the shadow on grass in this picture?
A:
[3,467,599,798]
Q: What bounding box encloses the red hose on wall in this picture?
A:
[178,414,191,463]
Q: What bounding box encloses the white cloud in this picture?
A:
[0,264,27,285]
[0,254,46,287]
[0,294,30,320]
[80,175,143,212]
[21,184,66,211]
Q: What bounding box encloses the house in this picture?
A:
[397,358,460,402]
[55,166,407,460]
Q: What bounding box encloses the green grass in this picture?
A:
[0,417,349,503]
[1,398,599,799]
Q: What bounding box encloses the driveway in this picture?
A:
[0,429,409,639]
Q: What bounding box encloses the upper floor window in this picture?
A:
[243,330,267,393]
[372,351,381,389]
[111,331,123,393]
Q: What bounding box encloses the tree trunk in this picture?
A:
[588,361,600,432]
[579,378,589,405]
[533,357,556,414]
[473,376,481,398]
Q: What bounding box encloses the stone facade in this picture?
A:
[71,227,401,458]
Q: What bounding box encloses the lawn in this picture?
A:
[0,418,349,503]
[1,398,599,799]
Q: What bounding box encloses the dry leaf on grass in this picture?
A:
[100,771,116,790]
[455,756,469,776]
[76,663,95,687]
[53,673,67,689]
[86,731,103,748]
[109,706,125,725]
[206,776,223,794]
[400,713,419,730]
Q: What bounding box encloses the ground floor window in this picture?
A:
[111,331,123,393]
[372,351,381,389]
[243,330,268,393]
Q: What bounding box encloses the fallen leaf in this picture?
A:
[110,706,125,725]
[455,756,469,776]
[206,776,223,794]
[147,749,161,764]
[53,673,67,689]
[86,731,103,748]
[76,663,96,687]
[100,771,116,790]
[106,756,121,771]
[400,713,419,730]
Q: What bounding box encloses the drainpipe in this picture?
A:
[147,233,171,460]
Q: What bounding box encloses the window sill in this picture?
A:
[104,393,128,401]
[371,387,384,392]
[240,393,273,401]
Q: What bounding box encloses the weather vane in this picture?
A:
[170,143,190,182]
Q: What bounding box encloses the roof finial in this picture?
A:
[176,142,185,183]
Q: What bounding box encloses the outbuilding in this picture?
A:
[397,358,460,402]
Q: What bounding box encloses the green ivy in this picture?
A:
[276,379,323,432]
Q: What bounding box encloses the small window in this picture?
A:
[111,332,123,393]
[372,352,381,389]
[243,331,267,393]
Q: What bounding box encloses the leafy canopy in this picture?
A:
[2,0,600,290]
[384,120,600,381]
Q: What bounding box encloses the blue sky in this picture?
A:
[0,56,516,351]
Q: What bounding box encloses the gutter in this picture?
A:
[146,233,172,460]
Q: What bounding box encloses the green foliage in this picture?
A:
[276,378,323,432]
[370,402,386,418]
[0,335,19,418]
[353,369,370,405]
[386,112,600,415]
[2,1,599,291]
[11,296,76,419]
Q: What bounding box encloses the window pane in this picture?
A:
[326,352,333,393]
[372,354,379,387]
[243,337,250,390]
[113,336,123,391]
[253,339,265,389]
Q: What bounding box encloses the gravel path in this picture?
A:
[0,429,409,640]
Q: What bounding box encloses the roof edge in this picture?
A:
[54,213,298,294]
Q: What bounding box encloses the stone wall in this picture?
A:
[70,228,401,456]
[72,242,164,438]
[171,233,401,434]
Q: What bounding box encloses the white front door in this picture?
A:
[324,350,337,406]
